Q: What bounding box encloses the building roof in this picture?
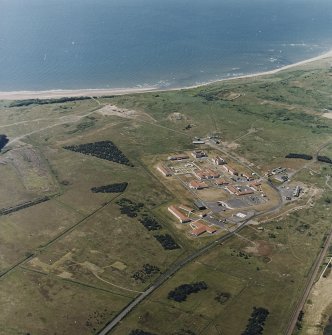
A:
[190,221,217,236]
[189,180,209,189]
[194,199,207,209]
[249,180,261,187]
[213,156,226,164]
[179,204,195,213]
[157,165,172,176]
[226,185,254,196]
[214,178,228,185]
[195,169,220,180]
[168,205,191,223]
[190,226,207,236]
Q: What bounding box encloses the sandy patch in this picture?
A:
[244,240,273,257]
[167,112,188,122]
[303,274,332,334]
[98,104,156,122]
[111,261,127,271]
[222,141,240,150]
[322,113,332,119]
[58,271,73,279]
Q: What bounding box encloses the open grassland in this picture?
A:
[0,268,131,335]
[111,192,332,335]
[0,57,332,334]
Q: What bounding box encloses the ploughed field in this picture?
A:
[0,57,332,335]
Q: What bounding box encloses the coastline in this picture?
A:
[1,49,332,101]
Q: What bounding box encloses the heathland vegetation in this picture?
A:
[0,57,332,335]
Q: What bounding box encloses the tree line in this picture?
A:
[285,153,313,160]
[318,155,332,164]
[9,96,91,107]
[91,182,128,193]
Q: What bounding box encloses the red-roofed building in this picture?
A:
[190,221,217,236]
[194,169,220,180]
[179,204,195,213]
[189,180,209,190]
[168,205,191,223]
[214,178,229,185]
[222,165,238,176]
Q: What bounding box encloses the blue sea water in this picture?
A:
[1,0,332,91]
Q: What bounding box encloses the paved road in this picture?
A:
[98,140,286,335]
[98,224,245,335]
[285,226,332,335]
[98,194,284,335]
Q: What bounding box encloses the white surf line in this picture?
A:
[92,272,144,294]
[1,49,332,101]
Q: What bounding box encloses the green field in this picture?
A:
[0,57,332,334]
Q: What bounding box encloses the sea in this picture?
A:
[1,0,332,91]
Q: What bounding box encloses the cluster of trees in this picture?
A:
[168,281,208,302]
[139,216,162,231]
[129,330,157,335]
[0,134,9,151]
[9,96,90,107]
[116,198,144,217]
[64,141,133,166]
[318,155,332,164]
[132,264,160,283]
[231,249,251,259]
[91,182,128,193]
[154,234,180,250]
[285,153,313,160]
[241,307,269,335]
[215,292,231,304]
[116,200,180,251]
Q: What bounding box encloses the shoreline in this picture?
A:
[1,49,332,101]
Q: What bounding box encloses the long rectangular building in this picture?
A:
[168,205,191,223]
[157,164,172,177]
[190,221,217,236]
[168,154,189,161]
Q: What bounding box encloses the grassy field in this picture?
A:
[0,57,332,334]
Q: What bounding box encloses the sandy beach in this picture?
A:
[0,50,332,101]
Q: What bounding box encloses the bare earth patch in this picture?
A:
[98,104,156,122]
[244,240,273,257]
[302,274,332,334]
[222,141,240,150]
[0,144,57,192]
[322,113,332,119]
